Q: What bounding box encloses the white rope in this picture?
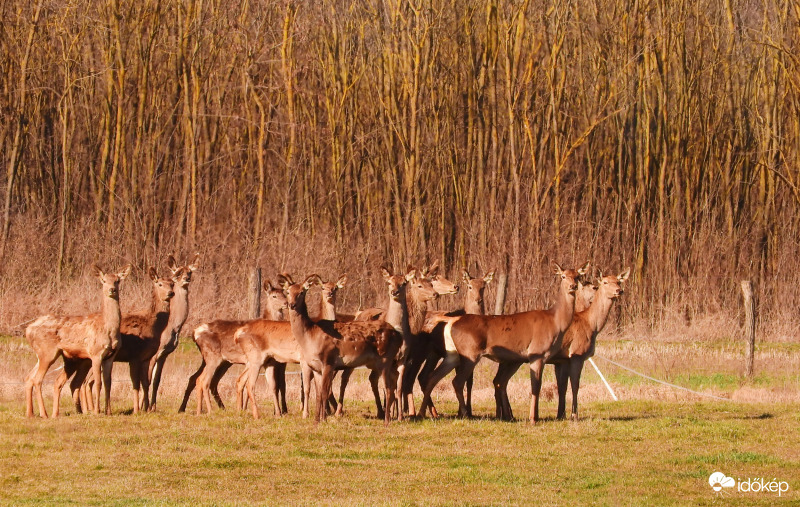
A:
[588,357,617,401]
[594,355,733,402]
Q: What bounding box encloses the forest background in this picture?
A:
[2,0,799,343]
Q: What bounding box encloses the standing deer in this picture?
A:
[282,274,402,424]
[111,267,175,414]
[418,262,588,422]
[147,253,200,411]
[413,269,494,417]
[551,268,629,420]
[380,266,438,417]
[25,265,131,418]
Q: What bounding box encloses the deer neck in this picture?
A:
[383,286,408,335]
[263,305,286,321]
[406,288,428,336]
[552,284,577,333]
[288,295,314,347]
[464,291,484,315]
[320,294,336,320]
[584,291,616,334]
[169,284,190,329]
[102,294,122,333]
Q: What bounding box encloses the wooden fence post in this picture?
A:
[249,267,262,319]
[494,272,508,316]
[741,280,755,377]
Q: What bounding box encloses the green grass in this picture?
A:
[1,399,798,505]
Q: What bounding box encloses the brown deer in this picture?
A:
[411,269,494,417]
[179,279,290,414]
[417,262,588,422]
[282,274,402,424]
[111,267,175,414]
[25,265,131,418]
[380,266,438,417]
[423,260,459,296]
[550,268,629,421]
[146,253,200,411]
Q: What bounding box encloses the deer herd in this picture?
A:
[23,254,629,425]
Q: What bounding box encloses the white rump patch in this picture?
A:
[444,319,457,353]
[193,324,209,341]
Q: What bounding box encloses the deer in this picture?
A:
[282,274,402,424]
[550,268,629,421]
[378,266,438,417]
[146,253,200,411]
[107,267,175,414]
[24,265,131,418]
[411,269,494,418]
[179,279,291,414]
[417,261,588,423]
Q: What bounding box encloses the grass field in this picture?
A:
[1,400,798,505]
[2,332,799,505]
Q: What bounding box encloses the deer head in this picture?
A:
[167,253,200,288]
[381,265,408,303]
[321,275,347,306]
[93,264,132,300]
[263,279,289,316]
[552,261,590,296]
[596,267,630,299]
[149,267,175,308]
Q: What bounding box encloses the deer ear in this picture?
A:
[551,261,564,275]
[93,264,105,280]
[189,253,201,271]
[263,280,274,292]
[277,274,292,291]
[598,269,605,280]
[336,275,347,289]
[462,270,470,283]
[484,272,495,283]
[303,274,321,289]
[427,260,439,277]
[617,267,631,283]
[148,267,159,281]
[166,254,178,272]
[578,261,591,276]
[380,266,392,281]
[405,269,417,282]
[117,265,132,280]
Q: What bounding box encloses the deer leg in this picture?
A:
[139,361,152,412]
[528,357,545,423]
[52,360,77,418]
[317,365,334,422]
[367,368,385,420]
[416,351,444,417]
[494,361,523,421]
[26,351,58,418]
[72,361,92,413]
[554,362,569,420]
[245,363,262,419]
[335,368,353,417]
[274,362,288,414]
[129,361,142,414]
[452,357,477,418]
[148,352,168,412]
[395,362,405,419]
[569,358,586,421]
[199,359,224,414]
[263,364,280,416]
[418,352,460,419]
[210,362,232,410]
[300,363,313,419]
[383,366,398,426]
[236,367,248,411]
[179,360,204,413]
[102,356,114,415]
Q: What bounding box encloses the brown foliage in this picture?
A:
[1,0,799,336]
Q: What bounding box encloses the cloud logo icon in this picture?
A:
[709,472,736,492]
